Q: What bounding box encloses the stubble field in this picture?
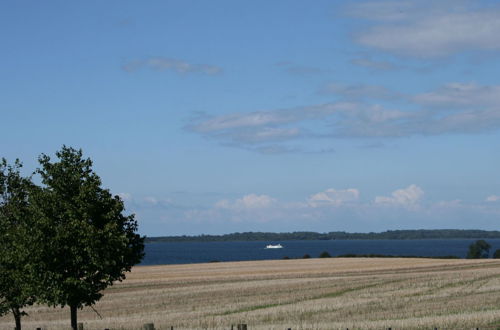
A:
[2,258,500,329]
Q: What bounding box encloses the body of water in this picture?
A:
[140,239,500,265]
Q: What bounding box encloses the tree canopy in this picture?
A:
[466,239,491,259]
[0,159,36,330]
[0,148,146,330]
[147,229,500,242]
[7,146,145,330]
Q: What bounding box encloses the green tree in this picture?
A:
[493,249,500,259]
[0,159,37,330]
[319,251,331,258]
[31,146,144,330]
[466,240,491,259]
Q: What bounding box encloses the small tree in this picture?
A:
[0,159,37,330]
[493,249,500,259]
[319,251,331,258]
[466,240,491,259]
[31,146,144,330]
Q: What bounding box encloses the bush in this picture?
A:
[466,240,491,259]
[319,251,331,258]
[282,256,290,260]
[493,249,500,259]
[302,254,311,259]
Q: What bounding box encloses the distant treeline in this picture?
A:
[146,229,500,243]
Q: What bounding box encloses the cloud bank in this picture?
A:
[308,188,360,207]
[349,1,500,58]
[187,82,500,153]
[126,187,500,234]
[375,184,424,207]
[215,194,276,210]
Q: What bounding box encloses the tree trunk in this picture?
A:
[12,307,21,330]
[70,304,78,330]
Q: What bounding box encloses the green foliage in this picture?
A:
[0,158,37,328]
[302,254,311,259]
[0,147,145,330]
[147,229,500,242]
[29,146,144,328]
[319,251,331,258]
[466,239,491,259]
[493,249,500,259]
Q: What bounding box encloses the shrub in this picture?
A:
[466,240,491,259]
[493,249,500,259]
[303,254,311,259]
[319,251,331,258]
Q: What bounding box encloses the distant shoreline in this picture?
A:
[146,229,500,243]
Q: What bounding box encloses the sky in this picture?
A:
[1,0,500,236]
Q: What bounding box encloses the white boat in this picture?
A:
[265,244,283,249]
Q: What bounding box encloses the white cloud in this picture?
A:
[375,184,424,207]
[191,112,289,133]
[187,102,357,134]
[122,57,222,75]
[308,188,360,207]
[412,82,500,135]
[486,195,500,202]
[139,188,500,233]
[249,127,300,141]
[189,103,358,134]
[350,1,500,58]
[188,81,500,153]
[219,127,301,144]
[414,82,500,108]
[215,194,276,210]
[189,101,408,144]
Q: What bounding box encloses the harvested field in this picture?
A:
[2,258,500,329]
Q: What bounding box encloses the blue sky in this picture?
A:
[2,0,500,236]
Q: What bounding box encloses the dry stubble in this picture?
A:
[1,258,500,329]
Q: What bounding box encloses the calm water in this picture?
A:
[141,239,500,265]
